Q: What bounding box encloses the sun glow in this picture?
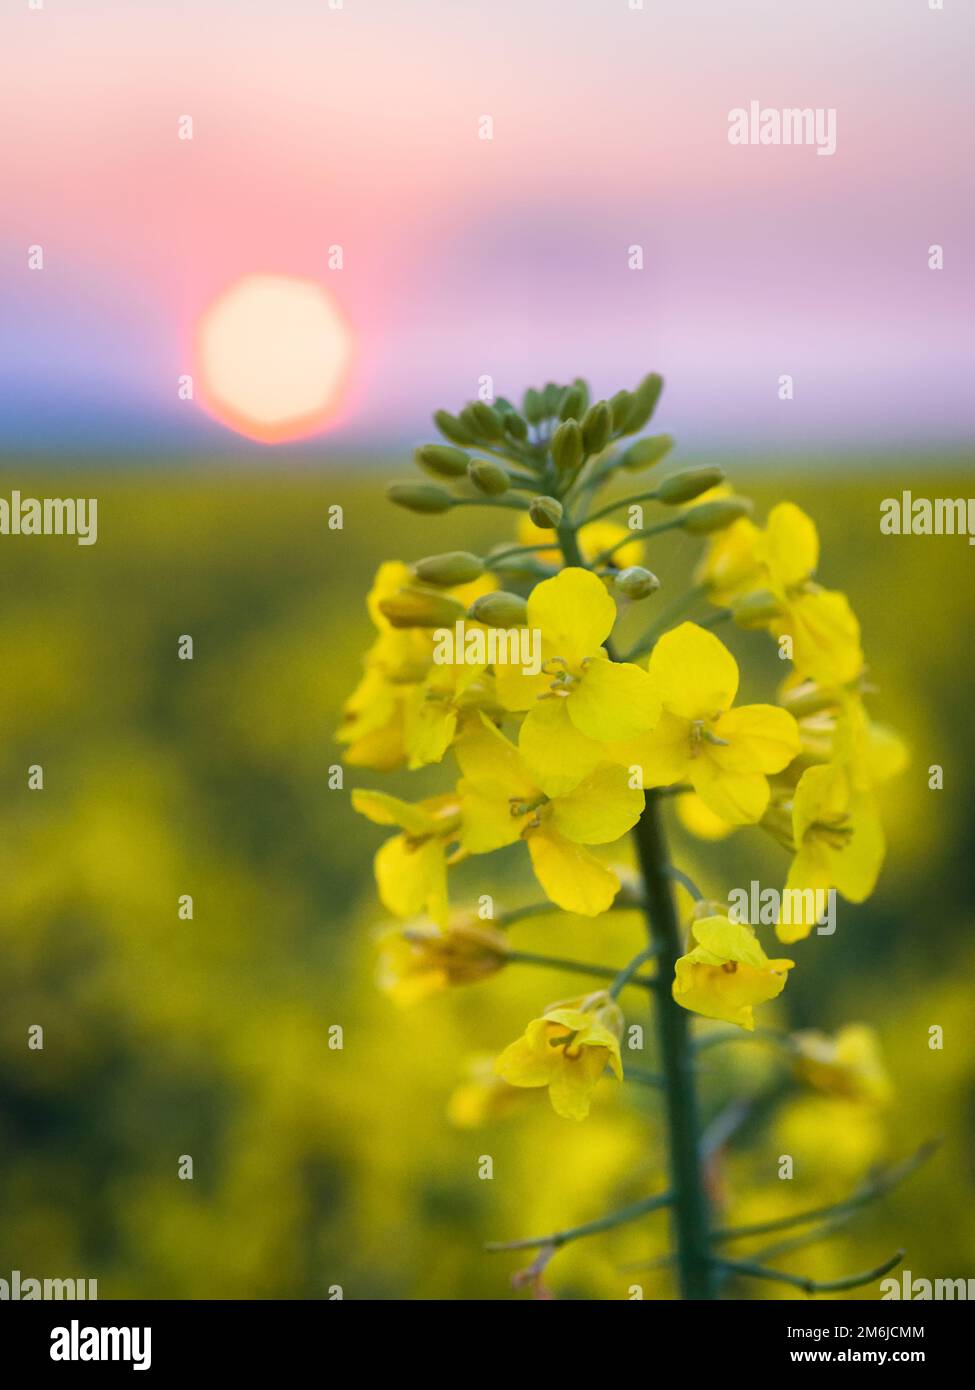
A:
[196,274,351,443]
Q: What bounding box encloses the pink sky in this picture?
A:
[3,0,973,454]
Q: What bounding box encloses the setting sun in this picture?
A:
[196,274,351,444]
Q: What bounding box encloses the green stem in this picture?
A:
[717,1248,904,1295]
[555,513,714,1298]
[632,795,716,1299]
[591,517,684,566]
[486,1189,672,1253]
[505,949,655,993]
[608,944,658,1000]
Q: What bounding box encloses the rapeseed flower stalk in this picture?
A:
[342,374,928,1299]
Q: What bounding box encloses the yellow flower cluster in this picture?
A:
[341,380,905,1124]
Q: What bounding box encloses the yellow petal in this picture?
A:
[527,831,619,916]
[403,691,457,769]
[495,1019,556,1088]
[548,1046,611,1120]
[352,788,435,835]
[550,764,645,844]
[611,710,692,788]
[458,783,525,854]
[493,661,551,712]
[569,655,661,741]
[692,760,770,825]
[519,698,606,798]
[527,567,616,666]
[676,791,735,841]
[780,589,863,685]
[454,712,537,800]
[709,703,801,774]
[375,835,448,924]
[648,622,739,720]
[762,502,819,587]
[832,794,885,902]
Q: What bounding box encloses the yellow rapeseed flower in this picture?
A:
[792,1024,892,1106]
[615,622,800,824]
[495,991,625,1120]
[494,567,661,796]
[778,762,885,942]
[376,918,508,1006]
[673,915,795,1029]
[456,713,643,916]
[352,788,462,926]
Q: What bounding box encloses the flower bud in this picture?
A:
[551,419,583,475]
[730,589,784,627]
[413,551,485,586]
[387,481,455,514]
[624,373,664,433]
[609,390,635,434]
[433,409,475,446]
[681,497,754,534]
[571,377,591,413]
[504,411,528,441]
[614,565,660,600]
[620,433,674,472]
[580,401,612,454]
[558,385,585,421]
[528,495,563,529]
[656,466,726,504]
[467,590,529,627]
[378,586,466,628]
[522,387,544,424]
[542,382,563,416]
[468,458,510,495]
[462,401,506,442]
[415,443,471,478]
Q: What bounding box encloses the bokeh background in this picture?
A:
[1,0,972,1299]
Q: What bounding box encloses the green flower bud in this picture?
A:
[580,401,612,455]
[504,412,529,441]
[558,385,585,421]
[542,382,562,416]
[681,497,754,534]
[463,401,506,442]
[522,387,544,424]
[468,458,510,495]
[624,373,664,433]
[609,390,635,434]
[572,378,591,413]
[387,481,455,514]
[730,589,784,628]
[620,433,674,472]
[414,443,471,478]
[433,409,475,446]
[551,419,583,476]
[378,587,466,628]
[528,495,564,529]
[467,590,529,627]
[614,565,661,600]
[656,466,726,504]
[413,551,485,586]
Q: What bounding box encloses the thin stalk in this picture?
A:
[505,949,655,993]
[486,1189,672,1253]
